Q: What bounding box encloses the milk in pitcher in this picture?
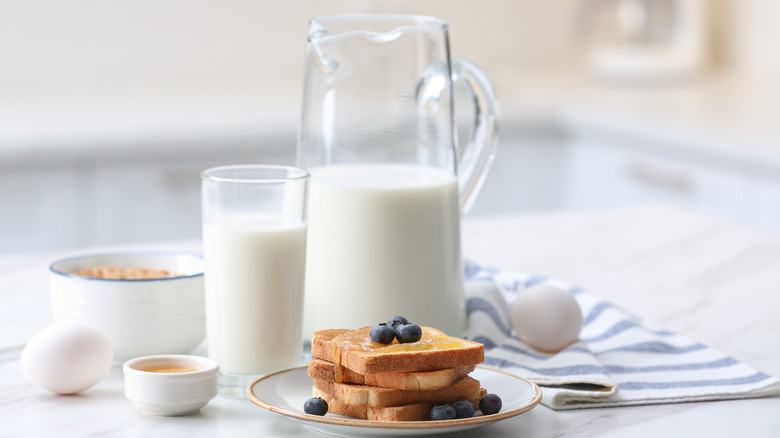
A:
[303,163,466,337]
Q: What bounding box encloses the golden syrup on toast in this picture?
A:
[331,326,464,356]
[334,363,345,383]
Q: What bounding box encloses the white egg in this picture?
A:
[20,323,113,395]
[510,284,583,353]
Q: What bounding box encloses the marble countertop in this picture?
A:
[1,204,778,437]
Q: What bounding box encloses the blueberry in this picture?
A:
[452,400,476,418]
[430,404,456,421]
[479,393,502,415]
[370,323,395,344]
[395,323,422,343]
[303,397,328,416]
[387,315,409,329]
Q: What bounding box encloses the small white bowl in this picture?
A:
[49,252,205,361]
[123,354,218,416]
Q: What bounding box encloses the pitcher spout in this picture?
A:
[308,14,447,42]
[307,14,449,74]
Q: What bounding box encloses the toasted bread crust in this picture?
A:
[312,388,484,421]
[312,375,482,407]
[311,327,484,375]
[308,358,476,390]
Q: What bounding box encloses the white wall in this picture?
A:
[3,1,779,101]
[0,1,583,103]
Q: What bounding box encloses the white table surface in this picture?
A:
[2,204,779,437]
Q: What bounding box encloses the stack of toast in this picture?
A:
[307,326,485,421]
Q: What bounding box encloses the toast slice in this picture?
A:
[311,326,484,375]
[313,387,485,421]
[308,358,476,390]
[312,375,482,407]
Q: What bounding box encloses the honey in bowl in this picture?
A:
[143,367,199,373]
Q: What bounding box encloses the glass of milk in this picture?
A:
[201,165,309,397]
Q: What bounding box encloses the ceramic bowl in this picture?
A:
[49,252,205,361]
[123,354,218,416]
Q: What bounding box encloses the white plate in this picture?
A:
[247,365,542,437]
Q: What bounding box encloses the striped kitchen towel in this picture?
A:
[464,262,780,410]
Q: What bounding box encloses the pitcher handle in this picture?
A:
[452,58,499,215]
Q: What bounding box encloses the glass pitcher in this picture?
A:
[298,14,498,339]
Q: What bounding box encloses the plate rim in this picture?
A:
[246,364,542,430]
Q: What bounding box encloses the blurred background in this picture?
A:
[2,0,780,253]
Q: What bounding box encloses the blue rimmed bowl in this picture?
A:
[50,253,205,361]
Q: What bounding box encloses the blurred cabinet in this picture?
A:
[472,128,780,237]
[469,139,570,216]
[91,161,206,245]
[0,166,80,251]
[561,138,777,233]
[3,128,780,253]
[752,175,780,233]
[1,145,294,253]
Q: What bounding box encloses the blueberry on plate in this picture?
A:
[430,404,456,421]
[479,393,502,415]
[370,323,396,344]
[452,400,476,418]
[395,323,422,343]
[304,397,328,416]
[387,315,409,329]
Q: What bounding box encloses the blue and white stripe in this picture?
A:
[464,263,780,410]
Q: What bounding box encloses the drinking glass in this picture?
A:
[201,164,309,397]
